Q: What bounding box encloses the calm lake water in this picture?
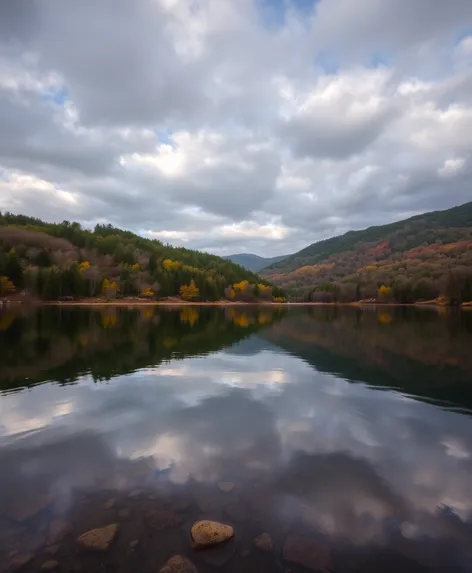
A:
[1,305,472,573]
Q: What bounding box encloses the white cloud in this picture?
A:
[0,0,471,256]
[438,157,466,178]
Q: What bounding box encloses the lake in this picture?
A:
[1,305,472,573]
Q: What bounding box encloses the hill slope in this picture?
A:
[224,253,287,272]
[261,202,472,302]
[0,213,286,302]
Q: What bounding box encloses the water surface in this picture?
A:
[1,305,472,573]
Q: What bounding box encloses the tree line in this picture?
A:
[0,213,286,302]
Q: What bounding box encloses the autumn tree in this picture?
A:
[102,278,118,299]
[79,261,91,272]
[377,285,393,303]
[140,287,155,299]
[0,276,15,295]
[179,279,199,301]
[225,286,236,300]
[257,283,273,300]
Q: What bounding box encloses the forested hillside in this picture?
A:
[261,202,472,303]
[0,213,286,302]
[225,253,287,272]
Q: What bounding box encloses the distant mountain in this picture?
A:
[225,253,288,272]
[261,201,472,303]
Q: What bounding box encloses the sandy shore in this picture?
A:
[3,297,470,308]
[41,299,283,307]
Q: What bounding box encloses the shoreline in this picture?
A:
[2,297,470,309]
[16,300,470,308]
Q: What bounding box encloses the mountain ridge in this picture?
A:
[261,201,472,302]
[224,253,288,272]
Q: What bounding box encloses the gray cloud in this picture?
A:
[0,0,471,256]
[280,103,399,160]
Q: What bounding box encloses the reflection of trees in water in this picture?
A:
[0,306,286,391]
[265,307,472,409]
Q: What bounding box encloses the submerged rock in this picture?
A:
[77,523,119,552]
[7,553,34,572]
[47,519,72,546]
[104,498,116,510]
[191,520,234,550]
[44,544,60,556]
[283,535,331,571]
[217,481,235,493]
[118,508,131,519]
[6,493,52,522]
[159,555,198,573]
[254,532,273,552]
[41,560,59,570]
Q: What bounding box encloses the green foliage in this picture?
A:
[0,212,286,301]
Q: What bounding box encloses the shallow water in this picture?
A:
[1,305,472,572]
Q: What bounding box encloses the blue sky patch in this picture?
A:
[42,86,69,106]
[257,0,319,29]
[155,129,174,147]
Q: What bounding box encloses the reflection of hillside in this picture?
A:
[0,306,286,392]
[264,307,472,408]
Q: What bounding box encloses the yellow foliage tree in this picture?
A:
[377,285,393,303]
[102,278,118,299]
[233,280,249,293]
[163,259,181,270]
[79,261,91,272]
[225,286,236,299]
[179,279,199,301]
[0,276,15,295]
[257,283,273,299]
[140,287,155,298]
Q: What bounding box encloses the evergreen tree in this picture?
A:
[6,249,23,288]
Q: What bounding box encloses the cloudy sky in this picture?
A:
[0,0,471,257]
